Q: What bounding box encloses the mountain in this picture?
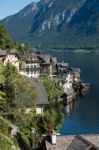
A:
[1,0,99,50]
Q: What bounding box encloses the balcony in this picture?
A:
[26,67,42,72]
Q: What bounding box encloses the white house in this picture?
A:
[0,49,19,70]
[20,53,44,78]
[4,49,19,70]
[20,53,54,79]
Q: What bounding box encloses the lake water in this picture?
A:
[47,51,99,135]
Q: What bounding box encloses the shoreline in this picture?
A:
[41,49,99,54]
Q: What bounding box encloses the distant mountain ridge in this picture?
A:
[1,0,99,50]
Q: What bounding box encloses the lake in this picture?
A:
[47,51,99,135]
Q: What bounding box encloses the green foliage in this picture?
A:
[13,77,37,108]
[0,24,30,51]
[4,110,63,148]
[34,113,57,134]
[39,76,64,135]
[0,91,6,104]
[4,62,18,78]
[0,119,19,150]
[0,25,13,48]
[3,62,18,102]
[30,109,64,136]
[9,113,33,144]
[20,131,30,145]
[42,76,63,103]
[14,42,31,53]
[0,62,4,83]
[52,64,56,74]
[3,62,37,108]
[0,62,6,103]
[0,120,9,136]
[0,136,12,150]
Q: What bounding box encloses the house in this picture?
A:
[0,50,7,61]
[20,53,44,78]
[0,49,19,70]
[44,135,99,150]
[69,67,81,81]
[20,53,55,78]
[40,55,53,76]
[4,49,19,70]
[29,78,49,114]
[52,57,57,65]
[20,53,43,78]
[61,89,76,104]
[18,78,49,114]
[56,62,68,75]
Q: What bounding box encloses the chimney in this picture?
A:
[51,133,56,145]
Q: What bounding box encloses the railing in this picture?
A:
[26,67,42,71]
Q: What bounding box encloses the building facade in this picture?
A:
[0,49,19,70]
[20,53,54,79]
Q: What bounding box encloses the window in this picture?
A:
[31,71,33,74]
[31,65,33,68]
[27,65,29,68]
[34,71,36,74]
[31,65,34,72]
[34,65,36,68]
[27,71,29,75]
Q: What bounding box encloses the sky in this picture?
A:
[0,0,39,20]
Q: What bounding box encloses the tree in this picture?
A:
[3,62,18,102]
[3,62,37,108]
[0,91,6,105]
[0,62,6,104]
[42,76,63,103]
[0,62,4,83]
[13,76,37,108]
[0,25,13,48]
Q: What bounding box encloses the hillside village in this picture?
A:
[0,47,62,149]
[0,21,96,150]
[0,48,55,114]
[0,48,55,78]
[0,25,98,150]
[0,47,87,108]
[0,47,91,116]
[0,48,98,150]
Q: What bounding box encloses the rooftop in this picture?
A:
[0,49,17,56]
[0,50,7,56]
[43,55,52,64]
[57,62,68,67]
[46,135,75,150]
[52,57,57,64]
[71,67,81,73]
[28,78,49,105]
[45,135,99,150]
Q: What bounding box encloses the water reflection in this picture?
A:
[63,93,86,115]
[46,51,99,135]
[64,99,79,115]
